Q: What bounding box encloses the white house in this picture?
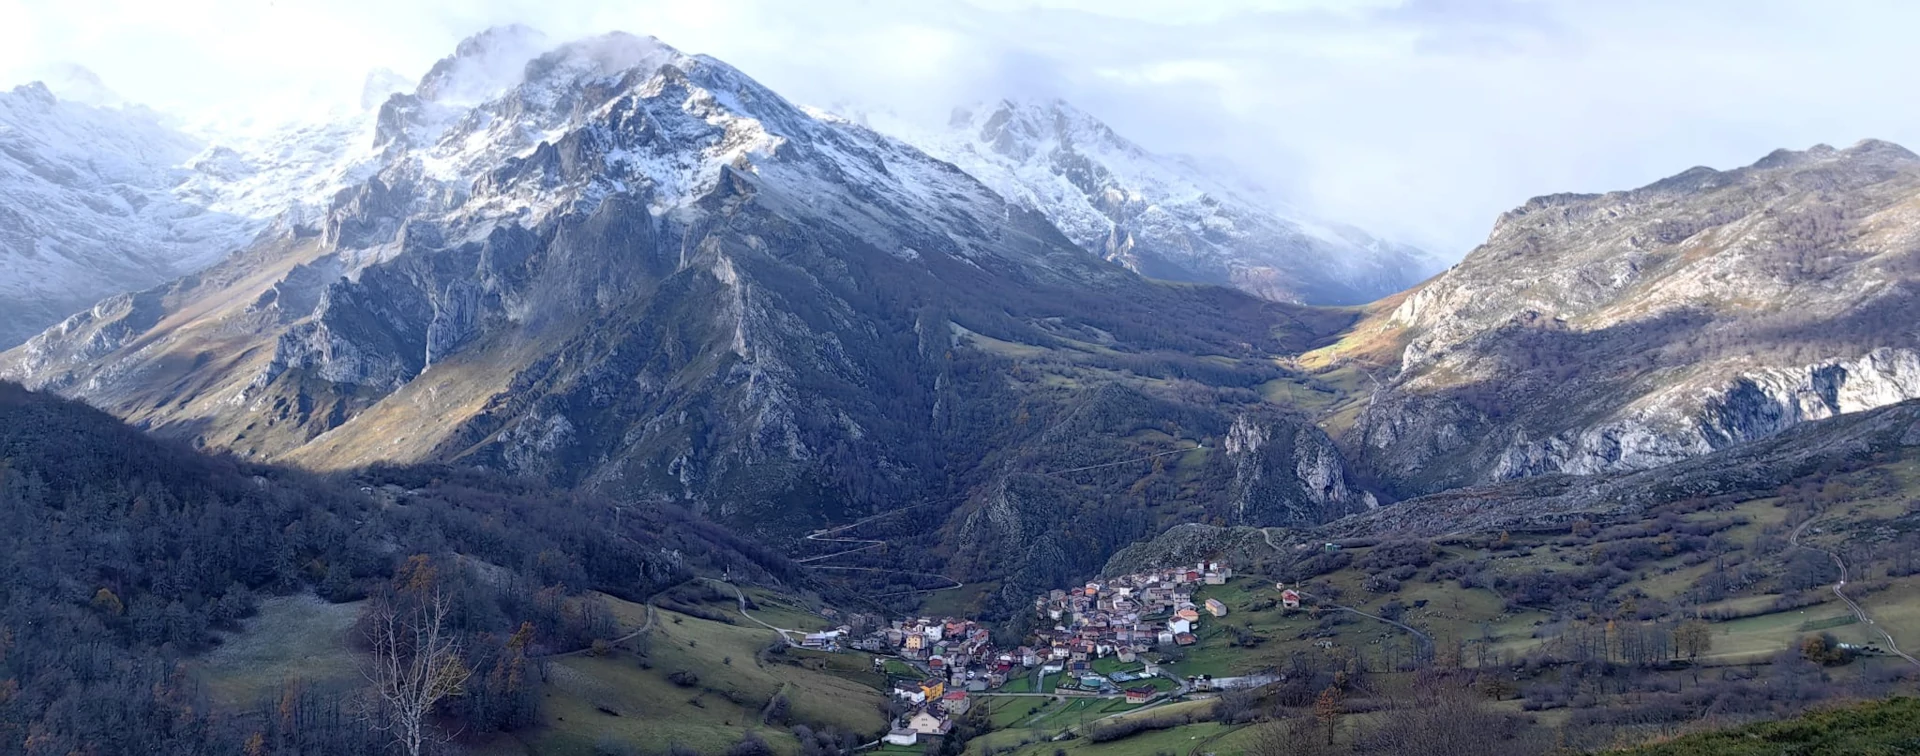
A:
[885,729,919,746]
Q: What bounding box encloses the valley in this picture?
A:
[1,15,1919,756]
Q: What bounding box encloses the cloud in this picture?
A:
[5,0,1919,257]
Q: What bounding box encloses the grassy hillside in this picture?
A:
[198,594,363,707]
[1610,697,1920,755]
[477,597,885,755]
[1157,442,1920,677]
[1025,441,1920,755]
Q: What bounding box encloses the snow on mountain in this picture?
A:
[173,106,384,230]
[0,57,461,348]
[0,81,261,347]
[300,29,1086,277]
[863,98,1437,305]
[0,27,1174,480]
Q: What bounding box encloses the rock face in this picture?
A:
[873,98,1436,306]
[1,29,1369,604]
[1334,397,1920,540]
[1346,141,1920,497]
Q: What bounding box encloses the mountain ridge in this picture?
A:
[857,96,1438,306]
[1,28,1378,613]
[0,82,256,347]
[1335,138,1920,497]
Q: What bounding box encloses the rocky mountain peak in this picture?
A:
[1740,139,1917,171]
[8,81,58,107]
[520,32,684,93]
[953,97,1131,163]
[1843,137,1920,163]
[878,97,1435,305]
[359,68,413,111]
[415,24,553,105]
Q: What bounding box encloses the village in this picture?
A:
[789,561,1297,748]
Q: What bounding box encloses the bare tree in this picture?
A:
[1247,717,1338,756]
[1675,619,1713,662]
[1357,690,1548,756]
[364,588,471,756]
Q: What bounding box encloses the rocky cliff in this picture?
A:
[1337,397,1920,540]
[1342,141,1920,497]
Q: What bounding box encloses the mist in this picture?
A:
[8,0,1920,257]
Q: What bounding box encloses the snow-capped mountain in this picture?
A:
[0,82,251,347]
[866,98,1437,305]
[0,68,397,348]
[3,29,1364,579]
[0,27,1144,459]
[334,28,1077,265]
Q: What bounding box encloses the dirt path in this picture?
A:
[801,443,1198,593]
[806,566,964,596]
[538,600,656,660]
[759,681,791,724]
[1262,528,1432,650]
[1045,443,1204,477]
[1305,592,1433,648]
[718,580,803,646]
[1789,515,1920,668]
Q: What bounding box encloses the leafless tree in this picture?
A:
[1247,717,1339,756]
[1357,690,1548,756]
[363,588,471,756]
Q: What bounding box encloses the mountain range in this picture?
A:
[860,98,1437,305]
[0,81,248,347]
[4,26,1920,615]
[0,29,1383,611]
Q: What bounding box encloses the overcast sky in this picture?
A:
[5,0,1918,257]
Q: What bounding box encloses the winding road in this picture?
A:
[1044,443,1205,477]
[795,506,931,564]
[794,501,969,598]
[1788,515,1920,668]
[1307,594,1432,649]
[717,580,803,646]
[806,566,965,596]
[798,442,1208,600]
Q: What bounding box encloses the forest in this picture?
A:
[0,382,797,754]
